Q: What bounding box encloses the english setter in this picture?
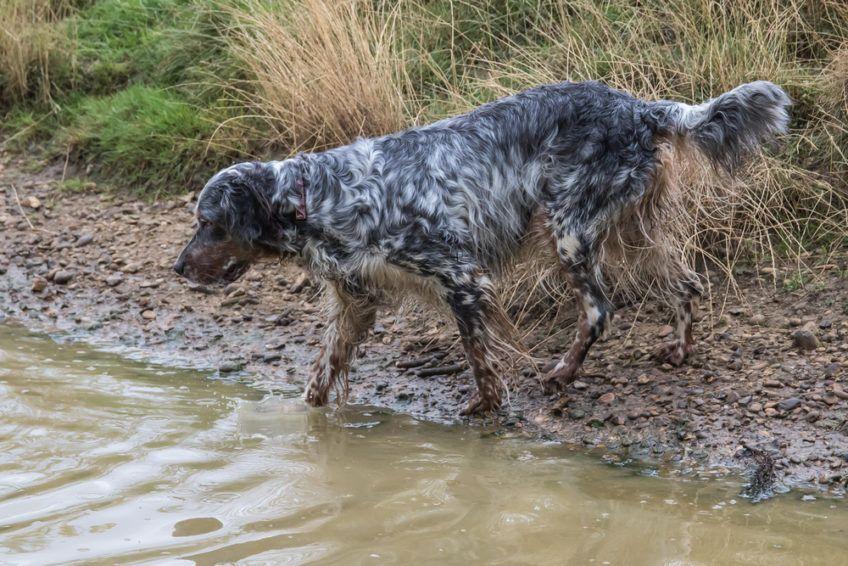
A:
[174,80,790,415]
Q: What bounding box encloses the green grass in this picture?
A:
[59,84,221,195]
[1,0,847,227]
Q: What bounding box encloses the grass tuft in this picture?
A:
[221,0,413,154]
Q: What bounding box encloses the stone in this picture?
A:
[31,276,48,292]
[791,329,818,351]
[750,313,766,325]
[22,196,41,209]
[598,392,615,405]
[76,233,94,247]
[105,273,124,287]
[219,359,245,373]
[572,380,589,390]
[778,397,802,412]
[53,270,73,284]
[141,309,156,320]
[658,325,674,338]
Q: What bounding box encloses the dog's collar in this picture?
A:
[294,153,308,221]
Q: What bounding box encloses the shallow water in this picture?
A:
[0,324,845,565]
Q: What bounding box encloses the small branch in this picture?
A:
[9,183,35,231]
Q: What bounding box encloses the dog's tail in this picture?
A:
[651,81,791,173]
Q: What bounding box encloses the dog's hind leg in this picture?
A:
[655,267,703,366]
[304,280,377,407]
[542,227,613,393]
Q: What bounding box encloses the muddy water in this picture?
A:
[0,324,845,565]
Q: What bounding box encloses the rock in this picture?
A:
[764,407,778,417]
[219,359,245,373]
[778,397,802,412]
[658,325,674,338]
[832,384,848,401]
[105,273,124,287]
[22,196,41,209]
[598,392,615,405]
[53,270,73,284]
[31,276,48,293]
[636,374,651,385]
[749,402,763,412]
[750,313,766,325]
[290,272,310,293]
[791,329,818,351]
[76,233,94,247]
[762,379,782,388]
[141,309,156,320]
[572,380,589,390]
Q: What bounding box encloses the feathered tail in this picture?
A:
[652,80,792,172]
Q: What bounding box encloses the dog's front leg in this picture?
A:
[444,272,503,416]
[304,280,377,407]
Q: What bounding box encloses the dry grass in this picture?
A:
[220,0,414,154]
[0,0,75,105]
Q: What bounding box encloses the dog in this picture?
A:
[174,80,790,415]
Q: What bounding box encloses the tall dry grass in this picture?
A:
[221,0,414,153]
[0,0,75,105]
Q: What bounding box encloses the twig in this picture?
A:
[9,183,35,230]
[417,363,465,378]
[8,183,59,235]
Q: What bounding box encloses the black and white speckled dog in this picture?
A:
[174,80,790,415]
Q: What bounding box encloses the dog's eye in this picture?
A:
[198,219,211,229]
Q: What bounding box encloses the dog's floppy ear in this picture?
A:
[221,163,279,243]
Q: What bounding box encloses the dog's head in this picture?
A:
[174,161,305,285]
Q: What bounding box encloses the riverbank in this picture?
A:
[1,150,846,496]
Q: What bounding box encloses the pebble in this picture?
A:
[76,234,94,247]
[750,313,766,325]
[598,392,615,405]
[31,276,48,293]
[22,196,41,209]
[791,329,818,351]
[658,325,673,338]
[219,359,245,373]
[832,384,848,401]
[105,273,124,287]
[572,380,588,390]
[778,397,802,412]
[53,270,73,284]
[141,309,156,320]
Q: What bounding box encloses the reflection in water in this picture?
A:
[0,324,845,565]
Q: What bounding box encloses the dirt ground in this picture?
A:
[1,149,846,497]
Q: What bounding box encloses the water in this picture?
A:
[0,324,845,565]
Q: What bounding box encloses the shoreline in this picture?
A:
[1,152,846,497]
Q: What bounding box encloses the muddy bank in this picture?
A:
[1,152,846,496]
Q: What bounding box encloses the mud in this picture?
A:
[1,150,846,495]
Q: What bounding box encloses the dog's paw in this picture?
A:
[460,394,501,416]
[541,360,578,394]
[653,341,692,367]
[304,385,329,407]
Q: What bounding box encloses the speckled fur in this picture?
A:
[175,80,790,415]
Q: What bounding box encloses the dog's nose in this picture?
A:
[173,258,185,276]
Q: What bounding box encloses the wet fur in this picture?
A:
[175,80,790,415]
